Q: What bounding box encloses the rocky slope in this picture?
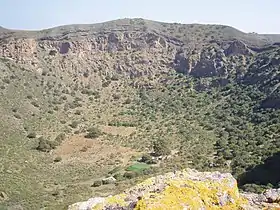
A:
[1,18,280,81]
[1,18,280,94]
[68,168,280,210]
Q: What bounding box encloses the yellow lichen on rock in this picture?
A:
[68,169,250,210]
[92,193,128,209]
[135,178,246,210]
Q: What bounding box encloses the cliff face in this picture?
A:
[68,168,280,210]
[0,19,279,83]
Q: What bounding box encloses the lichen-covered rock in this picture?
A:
[68,197,105,210]
[264,188,280,203]
[242,188,280,209]
[68,168,247,210]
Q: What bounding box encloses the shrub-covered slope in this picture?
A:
[0,19,280,209]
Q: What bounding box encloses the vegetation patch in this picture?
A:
[126,163,151,172]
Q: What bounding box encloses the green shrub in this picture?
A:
[54,156,62,162]
[2,78,10,84]
[14,114,21,119]
[124,98,132,104]
[142,168,154,175]
[102,81,111,87]
[123,171,137,179]
[55,133,66,143]
[27,132,36,138]
[109,166,122,174]
[36,137,55,152]
[92,180,102,187]
[240,184,267,194]
[31,101,39,107]
[152,139,171,157]
[48,110,54,114]
[111,75,119,81]
[75,110,82,115]
[140,154,156,164]
[85,127,102,139]
[112,94,120,100]
[83,72,89,78]
[69,121,79,128]
[113,173,124,181]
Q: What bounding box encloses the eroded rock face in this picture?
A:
[0,27,257,82]
[0,31,177,81]
[68,168,248,210]
[225,40,253,56]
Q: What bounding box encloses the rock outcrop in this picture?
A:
[242,189,280,209]
[68,168,280,210]
[68,169,245,210]
[1,19,278,84]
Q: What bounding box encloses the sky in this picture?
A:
[1,0,280,33]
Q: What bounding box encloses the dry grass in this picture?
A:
[52,134,137,165]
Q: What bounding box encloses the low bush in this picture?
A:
[85,127,102,139]
[27,132,36,138]
[55,133,66,143]
[36,137,57,152]
[69,121,79,128]
[54,156,62,162]
[140,154,156,164]
[123,171,137,179]
[92,180,102,187]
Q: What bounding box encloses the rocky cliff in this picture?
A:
[68,168,280,210]
[1,18,280,84]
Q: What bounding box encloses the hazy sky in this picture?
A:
[1,0,280,33]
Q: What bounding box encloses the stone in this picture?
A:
[0,191,8,200]
[68,197,105,210]
[102,176,116,185]
[264,188,280,203]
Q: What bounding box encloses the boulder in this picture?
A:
[264,188,280,203]
[0,191,8,200]
[102,176,117,185]
[68,168,247,210]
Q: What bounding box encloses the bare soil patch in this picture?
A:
[99,125,136,136]
[52,134,136,165]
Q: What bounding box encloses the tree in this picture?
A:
[85,127,102,139]
[35,136,60,152]
[152,139,171,157]
[140,154,156,164]
[27,132,36,138]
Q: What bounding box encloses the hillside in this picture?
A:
[0,18,280,209]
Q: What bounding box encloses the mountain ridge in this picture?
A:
[1,18,280,47]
